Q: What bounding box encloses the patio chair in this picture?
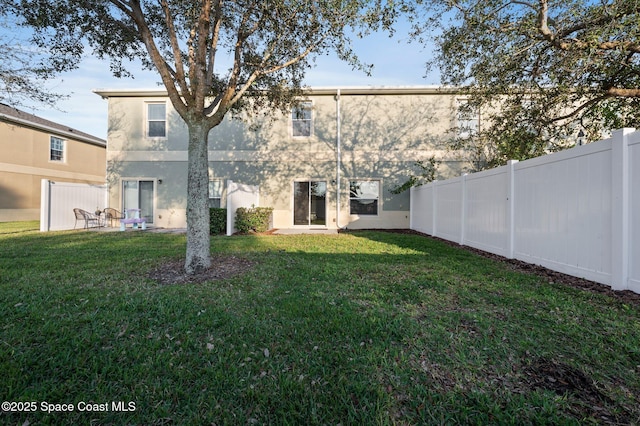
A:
[73,208,100,229]
[103,208,124,227]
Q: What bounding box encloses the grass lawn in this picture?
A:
[1,221,639,425]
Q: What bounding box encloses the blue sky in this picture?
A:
[32,28,438,140]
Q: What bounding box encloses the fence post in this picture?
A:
[506,160,518,259]
[432,180,438,237]
[409,186,414,231]
[611,128,633,290]
[460,173,468,245]
[39,179,51,232]
[226,179,234,236]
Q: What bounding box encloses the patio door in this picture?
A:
[123,180,154,224]
[293,181,326,226]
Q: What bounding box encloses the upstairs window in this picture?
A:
[292,101,312,137]
[456,99,479,139]
[50,136,65,162]
[147,102,166,137]
[350,180,379,216]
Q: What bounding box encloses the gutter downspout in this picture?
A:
[335,89,343,230]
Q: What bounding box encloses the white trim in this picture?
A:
[145,101,168,139]
[348,179,381,217]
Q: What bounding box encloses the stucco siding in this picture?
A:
[101,87,467,230]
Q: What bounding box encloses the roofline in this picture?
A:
[93,85,461,98]
[0,111,106,147]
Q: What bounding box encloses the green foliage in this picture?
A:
[0,12,67,107]
[391,157,440,194]
[405,0,640,164]
[234,206,273,234]
[209,208,226,235]
[14,0,395,273]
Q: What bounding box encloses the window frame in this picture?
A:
[208,179,224,208]
[349,180,380,216]
[146,102,167,138]
[49,136,65,162]
[291,101,313,138]
[456,99,479,139]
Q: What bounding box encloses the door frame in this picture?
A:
[121,177,157,224]
[292,179,328,228]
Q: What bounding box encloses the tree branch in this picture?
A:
[111,0,186,116]
[160,0,191,103]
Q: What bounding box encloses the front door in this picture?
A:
[123,180,154,224]
[293,181,326,226]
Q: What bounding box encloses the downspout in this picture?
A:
[335,89,343,229]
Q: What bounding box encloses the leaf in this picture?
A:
[263,348,270,358]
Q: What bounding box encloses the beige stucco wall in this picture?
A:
[104,88,469,230]
[0,121,106,221]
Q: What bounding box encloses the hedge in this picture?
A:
[234,206,273,234]
[209,208,227,235]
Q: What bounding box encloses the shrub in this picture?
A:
[209,208,227,235]
[235,206,273,234]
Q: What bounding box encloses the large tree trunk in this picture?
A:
[185,120,211,274]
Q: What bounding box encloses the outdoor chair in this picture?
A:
[103,208,124,227]
[73,208,100,229]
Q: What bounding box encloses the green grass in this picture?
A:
[1,222,639,425]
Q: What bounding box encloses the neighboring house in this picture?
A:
[0,104,106,222]
[94,86,477,230]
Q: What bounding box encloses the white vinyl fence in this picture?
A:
[226,179,260,236]
[411,128,639,293]
[40,180,108,231]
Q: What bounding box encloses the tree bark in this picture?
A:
[185,120,211,274]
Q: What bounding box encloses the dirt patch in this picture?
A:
[523,357,631,424]
[348,229,640,307]
[148,255,255,285]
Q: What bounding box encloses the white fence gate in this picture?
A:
[410,128,639,293]
[226,179,260,236]
[40,180,108,231]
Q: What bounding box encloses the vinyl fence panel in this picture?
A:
[627,132,640,290]
[464,166,510,257]
[40,180,108,231]
[226,180,260,236]
[410,128,638,293]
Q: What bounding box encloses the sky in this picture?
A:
[27,28,439,140]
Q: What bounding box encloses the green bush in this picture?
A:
[234,206,273,234]
[209,208,227,235]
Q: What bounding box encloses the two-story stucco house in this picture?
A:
[95,86,475,230]
[0,104,107,222]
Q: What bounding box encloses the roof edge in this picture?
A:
[93,85,460,98]
[0,110,106,147]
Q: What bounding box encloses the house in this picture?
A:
[94,86,475,230]
[0,104,107,222]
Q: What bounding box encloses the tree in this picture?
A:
[406,0,640,169]
[390,157,439,194]
[0,3,69,107]
[13,0,392,273]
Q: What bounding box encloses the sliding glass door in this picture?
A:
[293,181,326,226]
[123,180,154,223]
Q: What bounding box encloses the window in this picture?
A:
[456,99,479,139]
[292,101,312,137]
[208,180,223,208]
[50,136,64,162]
[147,102,166,137]
[349,180,379,216]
